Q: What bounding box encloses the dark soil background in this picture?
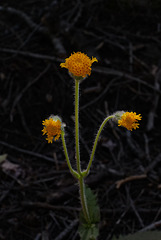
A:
[1,0,161,239]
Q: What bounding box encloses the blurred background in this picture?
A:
[0,0,161,239]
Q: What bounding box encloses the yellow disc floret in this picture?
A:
[42,117,62,143]
[60,52,98,79]
[118,112,142,131]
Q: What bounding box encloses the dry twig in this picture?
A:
[116,174,147,189]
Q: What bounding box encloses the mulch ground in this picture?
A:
[0,1,161,239]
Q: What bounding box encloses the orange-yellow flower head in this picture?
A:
[60,52,98,80]
[42,115,63,143]
[114,111,142,131]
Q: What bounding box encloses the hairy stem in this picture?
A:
[75,80,81,174]
[79,176,90,223]
[84,115,114,176]
[61,131,79,179]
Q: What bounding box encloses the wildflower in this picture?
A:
[60,52,98,80]
[114,111,142,131]
[42,115,63,143]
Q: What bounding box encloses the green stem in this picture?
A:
[79,176,90,223]
[75,80,81,174]
[61,131,79,179]
[84,115,114,177]
[74,80,90,223]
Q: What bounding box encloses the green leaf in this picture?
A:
[78,185,100,240]
[79,223,99,240]
[0,154,7,163]
[112,231,161,240]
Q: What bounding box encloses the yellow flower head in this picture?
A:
[117,112,142,131]
[60,52,98,79]
[42,116,62,143]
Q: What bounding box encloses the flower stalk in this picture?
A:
[74,79,90,223]
[84,115,114,177]
[61,131,79,179]
[75,80,81,174]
